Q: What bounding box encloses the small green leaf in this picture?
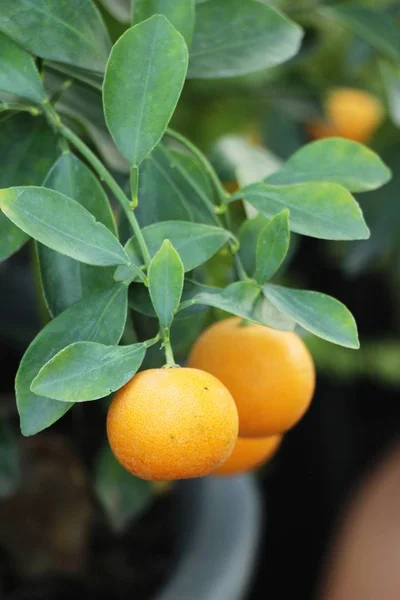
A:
[254,210,290,284]
[134,0,195,45]
[234,182,369,240]
[0,114,58,261]
[103,15,188,165]
[148,240,184,329]
[267,138,391,192]
[0,32,46,103]
[135,144,216,227]
[117,221,232,279]
[188,0,303,79]
[95,445,153,533]
[16,284,128,436]
[182,281,295,331]
[238,215,271,277]
[32,341,147,402]
[0,0,111,72]
[38,153,117,316]
[323,3,400,62]
[0,187,130,266]
[264,284,359,349]
[381,61,400,128]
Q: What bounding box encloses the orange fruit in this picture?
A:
[308,88,383,144]
[212,434,282,476]
[107,367,239,481]
[188,318,315,437]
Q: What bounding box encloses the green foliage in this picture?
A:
[32,341,147,402]
[148,240,184,329]
[188,0,303,78]
[95,445,153,532]
[0,0,394,438]
[233,182,369,240]
[39,153,117,315]
[103,16,188,165]
[0,0,111,72]
[16,285,127,436]
[0,32,45,103]
[0,187,130,266]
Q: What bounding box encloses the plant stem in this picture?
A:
[59,124,152,268]
[165,128,230,207]
[162,329,178,367]
[0,102,40,115]
[130,165,139,209]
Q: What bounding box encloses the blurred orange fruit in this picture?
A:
[212,434,282,476]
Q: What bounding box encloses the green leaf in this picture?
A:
[103,15,188,165]
[16,284,128,436]
[38,153,117,316]
[234,182,369,240]
[188,0,303,79]
[129,278,218,318]
[238,215,271,276]
[182,281,295,331]
[0,186,130,266]
[0,114,58,261]
[148,240,184,328]
[134,0,195,45]
[117,221,231,280]
[267,138,391,193]
[381,61,400,128]
[0,0,111,72]
[0,32,45,103]
[135,144,216,227]
[95,445,153,533]
[264,284,359,349]
[98,0,131,23]
[323,4,400,62]
[32,341,146,402]
[254,210,290,284]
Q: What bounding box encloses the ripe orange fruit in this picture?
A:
[212,434,282,476]
[188,318,315,437]
[107,367,239,481]
[308,88,383,144]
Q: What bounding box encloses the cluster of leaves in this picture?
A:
[0,0,392,466]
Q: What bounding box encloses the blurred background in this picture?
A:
[1,0,400,598]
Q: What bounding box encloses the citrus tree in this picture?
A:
[0,0,393,490]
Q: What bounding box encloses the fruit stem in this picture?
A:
[162,330,178,368]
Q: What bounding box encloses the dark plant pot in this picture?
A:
[155,474,262,600]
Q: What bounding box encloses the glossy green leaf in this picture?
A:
[148,240,184,328]
[233,182,369,240]
[129,278,218,318]
[0,32,45,103]
[103,16,188,165]
[264,284,359,349]
[16,284,128,436]
[267,138,391,192]
[238,215,270,277]
[381,61,400,128]
[38,153,117,316]
[181,281,295,331]
[116,221,231,281]
[32,341,147,402]
[0,114,58,261]
[323,4,400,61]
[0,0,111,72]
[0,187,130,266]
[188,0,303,79]
[255,210,290,284]
[98,0,131,23]
[136,144,216,227]
[95,445,153,532]
[134,0,195,45]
